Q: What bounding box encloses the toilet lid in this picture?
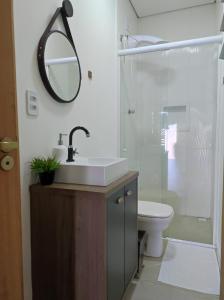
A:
[138,201,174,218]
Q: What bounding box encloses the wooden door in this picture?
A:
[107,188,125,300]
[0,1,23,300]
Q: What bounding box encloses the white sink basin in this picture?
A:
[55,157,128,186]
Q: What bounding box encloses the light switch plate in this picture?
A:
[26,90,39,116]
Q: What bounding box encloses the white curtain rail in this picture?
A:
[118,35,223,57]
[45,56,77,66]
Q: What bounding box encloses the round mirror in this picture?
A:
[38,31,81,103]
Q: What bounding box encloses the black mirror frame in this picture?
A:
[37,0,82,103]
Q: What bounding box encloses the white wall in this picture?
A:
[13,0,118,298]
[117,0,138,37]
[138,3,220,41]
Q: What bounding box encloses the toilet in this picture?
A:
[138,201,174,258]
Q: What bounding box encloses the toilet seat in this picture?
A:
[138,201,174,219]
[138,201,174,257]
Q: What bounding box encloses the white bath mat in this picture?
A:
[158,241,220,295]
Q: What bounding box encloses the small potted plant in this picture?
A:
[31,156,60,185]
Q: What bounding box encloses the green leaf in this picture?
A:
[30,156,60,174]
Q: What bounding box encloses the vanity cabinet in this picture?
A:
[30,171,138,300]
[107,188,125,300]
[107,179,138,300]
[124,180,138,287]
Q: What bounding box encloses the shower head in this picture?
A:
[123,35,168,48]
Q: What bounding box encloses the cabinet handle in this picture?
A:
[126,190,133,197]
[117,197,124,204]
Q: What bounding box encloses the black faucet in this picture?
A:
[67,126,90,162]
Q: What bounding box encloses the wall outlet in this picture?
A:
[26,90,39,117]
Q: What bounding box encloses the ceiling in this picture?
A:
[130,0,216,18]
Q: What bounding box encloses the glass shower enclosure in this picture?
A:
[120,44,219,244]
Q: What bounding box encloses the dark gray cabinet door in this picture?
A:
[124,179,138,287]
[107,188,125,300]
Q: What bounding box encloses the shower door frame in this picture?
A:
[119,38,224,297]
[120,50,220,247]
[218,35,224,299]
[213,46,224,251]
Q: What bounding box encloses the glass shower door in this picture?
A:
[120,44,218,245]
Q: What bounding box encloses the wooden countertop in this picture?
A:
[30,171,139,196]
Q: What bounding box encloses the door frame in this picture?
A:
[0,0,23,299]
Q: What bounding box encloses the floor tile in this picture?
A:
[164,214,213,244]
[140,260,161,284]
[124,281,219,300]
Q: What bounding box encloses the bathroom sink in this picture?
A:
[55,157,128,186]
